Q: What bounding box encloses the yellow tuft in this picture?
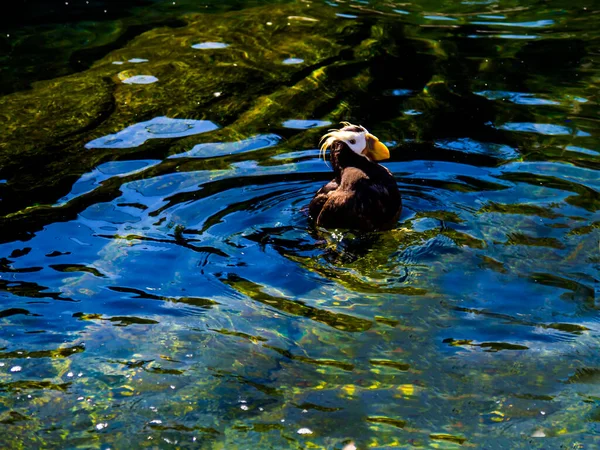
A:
[318,122,360,164]
[318,131,337,164]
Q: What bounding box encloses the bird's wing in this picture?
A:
[308,180,338,220]
[316,190,373,230]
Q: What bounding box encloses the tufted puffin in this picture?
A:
[308,123,401,231]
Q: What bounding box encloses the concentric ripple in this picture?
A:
[0,0,599,448]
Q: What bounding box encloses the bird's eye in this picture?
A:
[349,139,356,145]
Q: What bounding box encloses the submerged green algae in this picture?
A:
[0,0,599,449]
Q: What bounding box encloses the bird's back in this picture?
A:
[310,164,401,231]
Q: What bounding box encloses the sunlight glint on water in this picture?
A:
[0,0,598,447]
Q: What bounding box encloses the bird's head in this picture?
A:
[320,122,390,163]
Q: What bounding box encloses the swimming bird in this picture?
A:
[309,123,401,231]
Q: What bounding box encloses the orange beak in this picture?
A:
[362,133,390,161]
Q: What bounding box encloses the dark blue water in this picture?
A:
[0,0,599,447]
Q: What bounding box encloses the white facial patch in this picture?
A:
[320,130,368,159]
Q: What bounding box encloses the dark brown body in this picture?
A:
[309,141,401,231]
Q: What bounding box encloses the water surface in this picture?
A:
[0,0,599,448]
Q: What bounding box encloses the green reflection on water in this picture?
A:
[0,0,599,448]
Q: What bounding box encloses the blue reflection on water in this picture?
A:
[469,34,540,39]
[571,96,588,103]
[168,134,282,159]
[59,160,161,203]
[121,75,158,84]
[566,145,598,156]
[477,14,506,19]
[81,202,143,225]
[2,0,600,447]
[470,19,555,27]
[502,161,600,190]
[424,15,457,21]
[191,42,230,49]
[282,58,305,65]
[385,88,413,97]
[475,90,560,105]
[498,122,591,136]
[282,119,332,129]
[435,137,520,160]
[85,117,220,149]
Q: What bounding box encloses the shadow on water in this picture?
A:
[0,0,599,448]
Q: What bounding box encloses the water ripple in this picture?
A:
[470,19,555,27]
[1,0,599,447]
[191,42,230,49]
[85,117,220,149]
[168,134,282,159]
[475,90,560,105]
[498,122,591,136]
[121,75,158,84]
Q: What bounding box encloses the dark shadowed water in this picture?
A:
[0,0,599,448]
